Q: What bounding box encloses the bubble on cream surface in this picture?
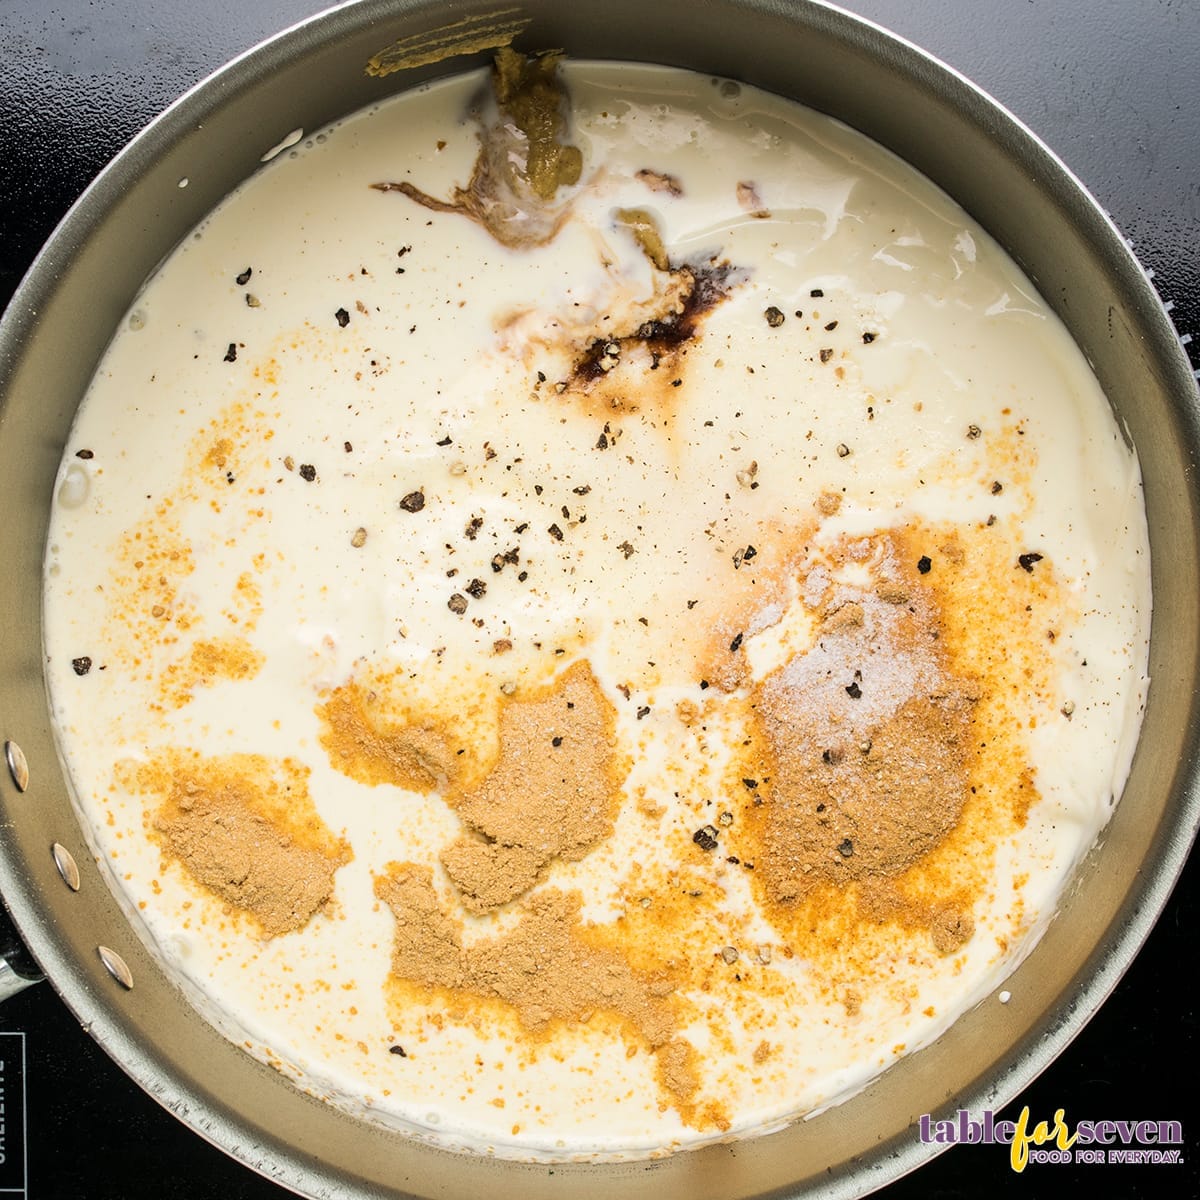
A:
[42,60,1150,1161]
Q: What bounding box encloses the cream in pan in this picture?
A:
[42,59,1150,1157]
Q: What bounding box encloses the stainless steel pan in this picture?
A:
[1,1,1197,1196]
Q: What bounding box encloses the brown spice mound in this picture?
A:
[317,682,458,792]
[439,840,543,912]
[930,904,976,955]
[374,863,700,1115]
[748,535,980,937]
[817,490,842,516]
[757,689,977,901]
[120,751,350,936]
[441,660,619,912]
[857,879,978,957]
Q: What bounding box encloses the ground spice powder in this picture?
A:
[121,751,351,937]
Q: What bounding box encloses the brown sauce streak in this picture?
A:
[569,262,739,389]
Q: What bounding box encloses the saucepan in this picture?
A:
[0,1,1197,1196]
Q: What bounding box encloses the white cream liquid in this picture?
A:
[43,63,1150,1159]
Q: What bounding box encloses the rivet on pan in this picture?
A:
[5,741,29,793]
[52,843,81,892]
[97,946,134,990]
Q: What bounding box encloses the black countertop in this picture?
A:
[1,1,1197,1197]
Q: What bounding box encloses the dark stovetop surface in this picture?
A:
[1,1,1197,1197]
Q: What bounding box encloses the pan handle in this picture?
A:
[0,957,42,1001]
[0,902,45,1002]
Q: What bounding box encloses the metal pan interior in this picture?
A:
[0,1,1197,1197]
